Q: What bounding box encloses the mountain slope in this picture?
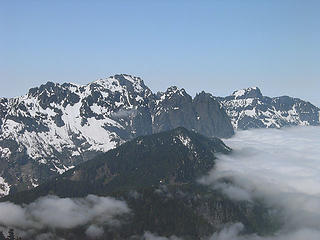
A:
[217,87,320,130]
[2,128,278,239]
[0,75,233,195]
[5,127,231,202]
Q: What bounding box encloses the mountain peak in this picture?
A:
[28,81,59,97]
[92,74,148,94]
[194,91,215,100]
[166,86,186,95]
[155,86,189,104]
[231,87,263,99]
[160,86,188,99]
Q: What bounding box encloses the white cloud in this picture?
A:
[111,109,137,118]
[143,231,182,240]
[85,225,104,238]
[0,195,130,238]
[200,126,320,239]
[208,223,320,240]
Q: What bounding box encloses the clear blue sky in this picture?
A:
[1,0,319,106]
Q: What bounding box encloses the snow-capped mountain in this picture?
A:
[0,74,233,196]
[1,76,318,196]
[217,87,320,130]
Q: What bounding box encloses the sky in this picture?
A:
[1,0,319,106]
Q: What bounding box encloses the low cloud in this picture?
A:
[208,223,320,240]
[0,195,130,239]
[143,231,182,240]
[200,126,320,239]
[111,109,137,118]
[85,225,104,238]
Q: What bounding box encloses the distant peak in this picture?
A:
[27,81,60,97]
[165,86,187,95]
[195,91,214,99]
[231,87,262,99]
[112,74,143,83]
[94,73,141,84]
[155,86,189,103]
[92,74,148,93]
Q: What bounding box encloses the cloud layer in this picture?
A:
[0,195,130,239]
[201,126,320,239]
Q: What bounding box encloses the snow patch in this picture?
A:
[176,134,192,148]
[233,89,246,99]
[0,147,11,159]
[0,176,10,196]
[52,164,75,174]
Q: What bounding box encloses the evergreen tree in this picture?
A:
[0,231,5,240]
[7,229,14,240]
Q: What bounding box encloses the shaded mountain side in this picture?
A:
[3,127,231,203]
[2,128,281,239]
[152,88,234,138]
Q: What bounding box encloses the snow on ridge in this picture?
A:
[231,87,260,99]
[221,90,319,130]
[92,74,146,94]
[93,77,125,93]
[51,164,75,175]
[0,176,10,196]
[0,147,11,159]
[0,74,150,179]
[232,89,246,99]
[156,86,186,104]
[122,74,145,92]
[176,134,192,148]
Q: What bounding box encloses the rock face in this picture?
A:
[217,87,320,130]
[153,88,234,138]
[0,74,233,195]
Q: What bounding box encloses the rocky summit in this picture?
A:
[0,74,233,195]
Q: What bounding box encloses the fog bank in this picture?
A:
[0,195,129,239]
[201,126,320,239]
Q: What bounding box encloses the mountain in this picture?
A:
[153,87,234,138]
[217,87,320,130]
[0,74,233,195]
[4,127,231,201]
[2,128,279,239]
[1,76,319,196]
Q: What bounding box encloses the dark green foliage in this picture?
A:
[0,230,18,240]
[7,229,15,240]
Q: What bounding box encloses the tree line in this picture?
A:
[0,229,22,240]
